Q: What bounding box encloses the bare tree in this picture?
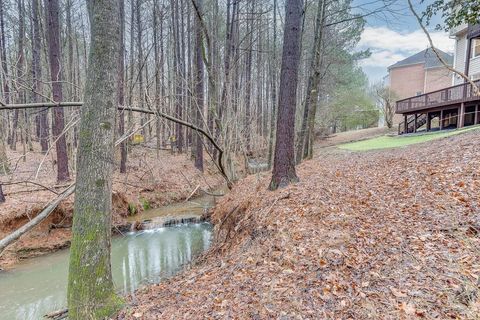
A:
[45,0,70,182]
[193,0,204,171]
[269,0,303,191]
[372,83,397,129]
[32,0,48,153]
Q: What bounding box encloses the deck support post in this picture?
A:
[459,103,465,128]
[414,114,418,133]
[404,115,408,134]
[440,110,444,130]
[426,112,431,131]
[475,105,479,125]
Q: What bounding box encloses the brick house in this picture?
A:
[387,48,453,125]
[396,24,480,134]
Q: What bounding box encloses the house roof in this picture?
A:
[388,48,453,70]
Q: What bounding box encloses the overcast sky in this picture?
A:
[352,0,455,84]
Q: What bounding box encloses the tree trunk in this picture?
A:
[118,0,127,173]
[269,0,302,191]
[46,0,70,182]
[136,0,146,138]
[153,0,161,157]
[0,121,6,203]
[267,0,277,169]
[32,0,48,153]
[193,0,204,172]
[296,0,325,164]
[67,0,123,318]
[244,0,254,153]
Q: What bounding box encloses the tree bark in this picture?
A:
[118,0,127,173]
[67,0,123,317]
[269,0,302,191]
[267,0,278,169]
[45,0,70,182]
[32,0,48,153]
[0,122,6,203]
[296,0,325,163]
[193,0,204,172]
[244,0,254,153]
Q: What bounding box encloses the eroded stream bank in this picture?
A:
[0,190,223,320]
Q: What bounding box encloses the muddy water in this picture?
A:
[0,193,220,320]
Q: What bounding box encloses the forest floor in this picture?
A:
[0,143,224,269]
[117,129,480,319]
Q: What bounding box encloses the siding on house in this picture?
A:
[469,56,480,78]
[454,35,467,85]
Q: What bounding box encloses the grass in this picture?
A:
[338,125,480,151]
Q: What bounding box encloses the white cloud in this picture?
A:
[357,26,455,69]
[359,50,407,68]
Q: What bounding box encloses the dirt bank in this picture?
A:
[117,130,480,319]
[0,144,223,269]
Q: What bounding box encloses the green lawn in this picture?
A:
[338,125,480,151]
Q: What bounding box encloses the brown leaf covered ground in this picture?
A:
[0,144,223,268]
[117,129,480,320]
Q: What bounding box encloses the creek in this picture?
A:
[0,192,218,320]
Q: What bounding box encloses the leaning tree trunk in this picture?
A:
[269,0,302,191]
[46,0,70,182]
[66,0,123,318]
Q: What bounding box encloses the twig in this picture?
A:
[185,185,201,202]
[0,180,60,195]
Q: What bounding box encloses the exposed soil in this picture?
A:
[117,130,480,319]
[0,143,223,269]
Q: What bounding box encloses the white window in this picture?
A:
[471,73,480,81]
[473,39,480,58]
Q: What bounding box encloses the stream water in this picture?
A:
[0,192,219,320]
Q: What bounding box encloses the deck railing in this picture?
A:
[396,80,480,114]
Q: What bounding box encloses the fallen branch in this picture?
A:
[185,185,201,202]
[0,122,151,256]
[0,185,75,256]
[0,102,231,186]
[1,180,62,195]
[44,308,68,319]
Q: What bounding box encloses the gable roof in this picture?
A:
[388,48,453,70]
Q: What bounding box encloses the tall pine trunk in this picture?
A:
[269,0,302,191]
[296,0,325,163]
[267,0,277,169]
[118,0,127,173]
[45,0,70,182]
[193,0,204,171]
[67,0,123,317]
[32,0,48,153]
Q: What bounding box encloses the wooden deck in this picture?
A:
[396,80,480,115]
[396,80,480,135]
